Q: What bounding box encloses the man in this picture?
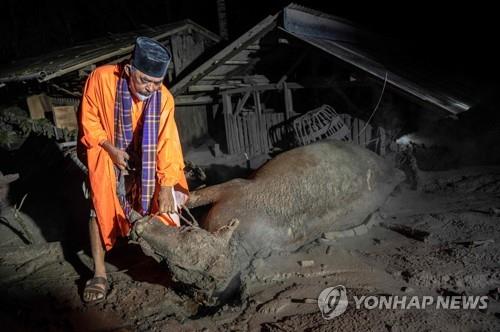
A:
[79,37,188,304]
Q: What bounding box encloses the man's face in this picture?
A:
[0,183,8,203]
[125,64,163,101]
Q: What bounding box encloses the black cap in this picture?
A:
[132,37,171,78]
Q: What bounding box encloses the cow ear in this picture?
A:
[217,218,239,243]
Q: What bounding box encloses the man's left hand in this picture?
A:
[159,186,176,214]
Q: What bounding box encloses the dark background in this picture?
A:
[1,0,498,85]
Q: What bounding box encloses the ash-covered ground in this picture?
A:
[1,161,499,331]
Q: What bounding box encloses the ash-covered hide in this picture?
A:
[132,140,405,307]
[132,217,239,304]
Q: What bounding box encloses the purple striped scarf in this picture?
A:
[114,76,160,216]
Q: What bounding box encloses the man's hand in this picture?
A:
[159,186,176,214]
[100,141,129,170]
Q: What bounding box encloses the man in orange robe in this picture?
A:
[79,37,188,303]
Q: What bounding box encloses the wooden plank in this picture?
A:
[246,113,254,155]
[224,60,250,65]
[253,91,265,154]
[236,114,244,154]
[254,113,261,155]
[250,113,257,155]
[223,112,230,154]
[339,113,351,128]
[235,91,251,116]
[242,113,249,156]
[231,115,240,154]
[231,114,238,154]
[170,32,207,77]
[52,106,77,131]
[26,94,52,119]
[225,82,303,95]
[263,113,270,151]
[251,113,259,155]
[174,95,213,106]
[222,93,234,154]
[352,118,359,144]
[188,84,239,92]
[247,113,255,156]
[230,114,237,154]
[232,115,239,154]
[358,119,366,146]
[365,123,372,147]
[283,84,294,120]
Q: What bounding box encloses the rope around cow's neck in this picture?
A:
[176,204,199,228]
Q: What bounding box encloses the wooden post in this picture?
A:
[235,91,251,116]
[253,90,265,154]
[222,92,234,154]
[352,118,359,145]
[283,82,294,120]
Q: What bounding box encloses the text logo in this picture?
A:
[317,285,348,319]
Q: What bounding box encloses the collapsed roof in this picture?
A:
[172,4,471,114]
[0,20,220,84]
[0,4,472,114]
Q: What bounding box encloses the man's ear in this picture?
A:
[124,64,131,76]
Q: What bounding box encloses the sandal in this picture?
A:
[83,276,108,304]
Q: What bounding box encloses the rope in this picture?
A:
[175,204,200,228]
[13,194,33,244]
[181,204,199,227]
[358,71,388,137]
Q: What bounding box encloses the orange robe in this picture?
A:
[80,64,188,250]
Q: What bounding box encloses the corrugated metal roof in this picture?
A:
[0,20,220,84]
[282,4,471,114]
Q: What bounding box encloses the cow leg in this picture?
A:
[186,178,249,208]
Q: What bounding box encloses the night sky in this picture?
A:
[0,0,498,89]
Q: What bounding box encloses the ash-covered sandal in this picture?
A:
[82,276,108,304]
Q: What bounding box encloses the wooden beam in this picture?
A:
[224,60,250,65]
[171,14,279,96]
[188,84,241,92]
[277,49,309,87]
[246,45,261,50]
[234,91,251,116]
[253,90,266,154]
[50,83,82,97]
[224,82,303,95]
[222,93,234,154]
[174,95,213,105]
[283,82,294,120]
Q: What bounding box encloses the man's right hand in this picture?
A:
[100,141,129,170]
